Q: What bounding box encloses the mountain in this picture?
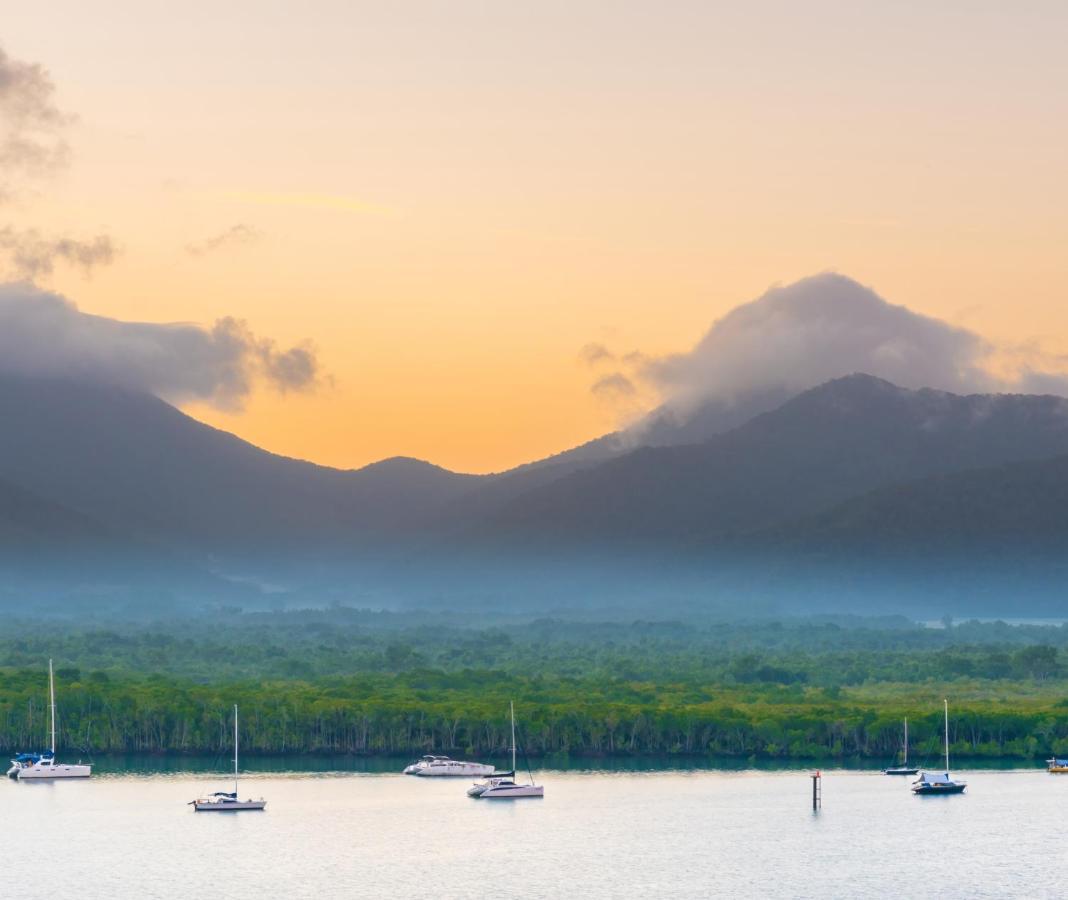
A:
[772,453,1068,551]
[504,387,794,477]
[0,374,479,556]
[0,473,239,607]
[7,370,1068,615]
[474,374,1068,545]
[0,475,108,547]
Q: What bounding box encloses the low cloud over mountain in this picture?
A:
[0,282,321,409]
[592,274,1068,441]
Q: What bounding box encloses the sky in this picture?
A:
[2,1,1067,473]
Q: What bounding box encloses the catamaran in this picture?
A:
[468,701,543,799]
[884,717,918,775]
[190,705,266,811]
[403,755,496,777]
[10,660,91,779]
[912,700,966,795]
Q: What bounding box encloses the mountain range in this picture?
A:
[2,371,1067,615]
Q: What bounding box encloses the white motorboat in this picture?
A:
[190,705,266,812]
[404,755,495,777]
[14,660,91,780]
[469,701,543,800]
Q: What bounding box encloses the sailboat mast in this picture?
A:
[944,699,949,772]
[510,701,516,775]
[904,717,908,766]
[49,658,56,756]
[234,704,239,795]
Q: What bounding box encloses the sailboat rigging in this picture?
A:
[467,701,544,799]
[9,659,91,779]
[884,717,918,775]
[911,700,966,795]
[190,705,266,811]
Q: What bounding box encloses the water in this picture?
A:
[6,766,1065,898]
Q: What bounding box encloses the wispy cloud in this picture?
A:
[579,342,615,365]
[0,44,72,199]
[186,223,262,257]
[0,282,323,410]
[0,227,117,278]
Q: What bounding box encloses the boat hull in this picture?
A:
[18,764,91,779]
[414,764,495,777]
[480,784,544,799]
[884,767,919,776]
[912,783,966,794]
[193,801,267,811]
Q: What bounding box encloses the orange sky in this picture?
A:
[4,1,1067,472]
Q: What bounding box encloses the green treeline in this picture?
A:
[2,611,1068,760]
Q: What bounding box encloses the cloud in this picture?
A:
[579,342,615,365]
[604,272,1068,430]
[0,44,72,197]
[591,372,636,399]
[0,227,117,278]
[0,282,322,409]
[186,224,263,257]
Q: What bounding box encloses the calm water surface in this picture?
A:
[6,766,1063,899]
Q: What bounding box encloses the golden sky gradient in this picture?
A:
[4,1,1068,472]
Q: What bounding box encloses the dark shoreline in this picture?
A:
[5,750,1049,776]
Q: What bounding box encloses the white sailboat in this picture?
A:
[468,701,543,799]
[14,660,91,779]
[884,717,918,775]
[190,705,266,811]
[912,700,966,795]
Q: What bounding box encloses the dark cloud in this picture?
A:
[0,282,322,410]
[186,224,263,257]
[0,227,117,278]
[0,44,72,197]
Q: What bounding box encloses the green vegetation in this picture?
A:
[2,610,1068,761]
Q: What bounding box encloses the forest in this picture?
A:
[2,609,1068,762]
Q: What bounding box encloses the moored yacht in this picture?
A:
[7,753,42,778]
[912,700,966,795]
[884,717,918,776]
[469,702,543,800]
[404,755,495,777]
[13,660,91,780]
[1047,758,1068,774]
[190,705,266,812]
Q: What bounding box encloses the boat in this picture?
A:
[403,754,495,777]
[911,700,966,795]
[469,701,543,799]
[1047,758,1068,773]
[884,717,919,775]
[13,660,91,779]
[466,771,515,798]
[190,705,266,811]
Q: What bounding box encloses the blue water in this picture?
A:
[6,766,1062,898]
